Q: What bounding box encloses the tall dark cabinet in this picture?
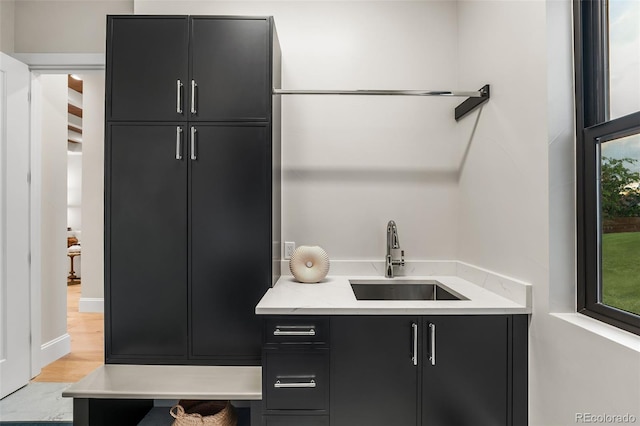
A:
[105,15,281,365]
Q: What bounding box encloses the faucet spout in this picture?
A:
[385,220,404,278]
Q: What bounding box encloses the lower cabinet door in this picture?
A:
[190,125,270,362]
[421,315,509,426]
[263,349,329,411]
[330,316,419,426]
[263,415,329,426]
[107,124,188,360]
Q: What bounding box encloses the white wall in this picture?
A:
[457,0,640,424]
[135,0,461,260]
[539,0,640,424]
[0,0,15,53]
[13,0,132,53]
[39,75,68,346]
[80,72,105,303]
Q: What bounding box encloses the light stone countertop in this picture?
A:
[255,272,531,315]
[62,365,262,400]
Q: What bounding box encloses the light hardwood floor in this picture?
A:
[32,284,104,383]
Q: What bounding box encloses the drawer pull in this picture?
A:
[274,379,316,389]
[273,327,316,336]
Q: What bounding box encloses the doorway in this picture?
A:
[29,70,105,383]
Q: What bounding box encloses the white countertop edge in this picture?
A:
[255,307,531,315]
[62,390,262,400]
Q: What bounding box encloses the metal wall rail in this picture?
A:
[273,84,490,121]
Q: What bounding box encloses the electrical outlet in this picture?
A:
[284,242,296,259]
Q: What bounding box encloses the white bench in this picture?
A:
[62,365,262,426]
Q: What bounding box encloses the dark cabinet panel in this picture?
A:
[190,17,270,122]
[263,349,329,411]
[107,17,189,122]
[106,125,188,359]
[263,317,329,346]
[421,316,509,426]
[330,316,419,426]
[264,415,329,426]
[190,125,270,361]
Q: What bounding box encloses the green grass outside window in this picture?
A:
[601,232,640,316]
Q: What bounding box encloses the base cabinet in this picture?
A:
[421,316,509,426]
[263,416,329,426]
[331,316,418,426]
[261,314,528,426]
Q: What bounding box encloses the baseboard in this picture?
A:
[79,297,104,313]
[40,334,71,368]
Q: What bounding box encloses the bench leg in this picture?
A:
[73,398,153,426]
[250,400,263,426]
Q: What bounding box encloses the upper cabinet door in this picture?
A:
[189,17,270,122]
[107,16,189,121]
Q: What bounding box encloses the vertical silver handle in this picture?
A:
[175,127,183,160]
[176,80,183,114]
[411,322,418,366]
[190,80,197,114]
[190,127,197,160]
[429,323,436,366]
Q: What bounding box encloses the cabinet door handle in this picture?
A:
[175,127,183,160]
[190,127,197,160]
[411,322,418,366]
[176,79,183,114]
[274,379,316,389]
[190,79,197,114]
[273,327,316,336]
[428,322,436,366]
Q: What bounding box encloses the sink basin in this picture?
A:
[349,279,467,301]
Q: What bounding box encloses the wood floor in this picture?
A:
[32,283,104,383]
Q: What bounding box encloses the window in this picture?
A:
[575,0,640,335]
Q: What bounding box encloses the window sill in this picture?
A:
[551,313,640,352]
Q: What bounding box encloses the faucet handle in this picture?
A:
[400,249,405,266]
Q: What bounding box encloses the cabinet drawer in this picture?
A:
[264,415,329,426]
[264,350,329,411]
[264,317,329,345]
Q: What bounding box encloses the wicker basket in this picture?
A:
[170,400,237,426]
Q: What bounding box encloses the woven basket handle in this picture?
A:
[170,404,185,419]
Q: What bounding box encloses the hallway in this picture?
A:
[33,284,103,383]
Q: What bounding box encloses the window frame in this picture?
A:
[574,0,640,336]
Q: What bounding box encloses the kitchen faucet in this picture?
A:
[385,220,405,278]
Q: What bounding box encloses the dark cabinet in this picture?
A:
[263,350,329,411]
[262,317,330,426]
[190,17,270,122]
[106,16,270,123]
[330,316,419,426]
[105,15,281,365]
[107,16,189,122]
[106,124,188,359]
[326,314,527,426]
[421,316,509,426]
[190,124,270,361]
[263,416,329,426]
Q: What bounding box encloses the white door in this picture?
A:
[0,52,31,399]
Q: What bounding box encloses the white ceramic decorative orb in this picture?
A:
[289,245,330,283]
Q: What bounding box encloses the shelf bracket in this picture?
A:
[454,84,490,121]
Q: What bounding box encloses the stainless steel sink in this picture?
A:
[349,279,467,301]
